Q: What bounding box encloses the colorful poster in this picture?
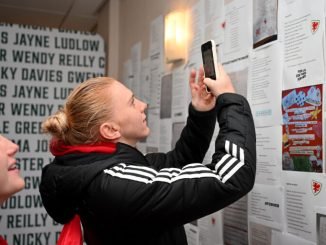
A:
[282,84,323,172]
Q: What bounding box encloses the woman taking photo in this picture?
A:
[40,65,256,245]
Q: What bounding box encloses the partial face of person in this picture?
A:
[0,135,25,204]
[109,81,150,146]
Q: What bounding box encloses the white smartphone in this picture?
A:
[201,40,219,92]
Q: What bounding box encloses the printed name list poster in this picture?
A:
[0,23,105,245]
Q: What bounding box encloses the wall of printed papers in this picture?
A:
[119,0,326,244]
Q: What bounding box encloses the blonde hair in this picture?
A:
[42,77,116,145]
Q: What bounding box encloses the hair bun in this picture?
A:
[42,110,69,140]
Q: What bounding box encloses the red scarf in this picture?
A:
[0,236,7,245]
[51,140,116,244]
[50,139,117,156]
[57,215,82,245]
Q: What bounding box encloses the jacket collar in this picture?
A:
[50,139,117,156]
[52,142,149,167]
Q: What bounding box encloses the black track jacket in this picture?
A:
[39,93,256,245]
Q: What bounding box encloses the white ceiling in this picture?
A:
[0,0,108,32]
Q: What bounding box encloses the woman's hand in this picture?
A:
[203,64,235,97]
[189,66,216,112]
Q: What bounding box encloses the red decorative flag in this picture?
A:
[311,20,320,34]
[311,180,322,196]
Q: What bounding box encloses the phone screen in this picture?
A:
[202,48,216,80]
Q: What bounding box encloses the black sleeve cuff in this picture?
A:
[188,102,217,118]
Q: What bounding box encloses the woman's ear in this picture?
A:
[99,122,121,141]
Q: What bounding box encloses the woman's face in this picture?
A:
[0,135,25,204]
[108,81,150,146]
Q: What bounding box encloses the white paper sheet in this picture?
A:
[159,74,173,152]
[198,211,223,245]
[149,15,164,109]
[202,123,219,165]
[188,0,204,60]
[256,126,282,185]
[247,43,283,127]
[172,66,191,122]
[282,172,326,242]
[224,58,249,97]
[203,0,225,45]
[249,222,273,245]
[184,223,200,245]
[160,73,173,119]
[159,118,172,153]
[281,0,325,89]
[139,58,150,104]
[130,42,142,98]
[171,121,185,150]
[271,230,315,245]
[149,15,164,58]
[146,107,160,152]
[122,59,132,89]
[248,184,284,230]
[223,196,249,245]
[149,59,162,108]
[253,0,278,48]
[222,0,252,63]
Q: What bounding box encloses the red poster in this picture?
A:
[282,84,323,172]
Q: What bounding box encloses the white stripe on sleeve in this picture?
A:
[104,163,220,184]
[215,154,232,171]
[232,143,237,158]
[221,161,245,183]
[219,157,238,176]
[225,140,230,154]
